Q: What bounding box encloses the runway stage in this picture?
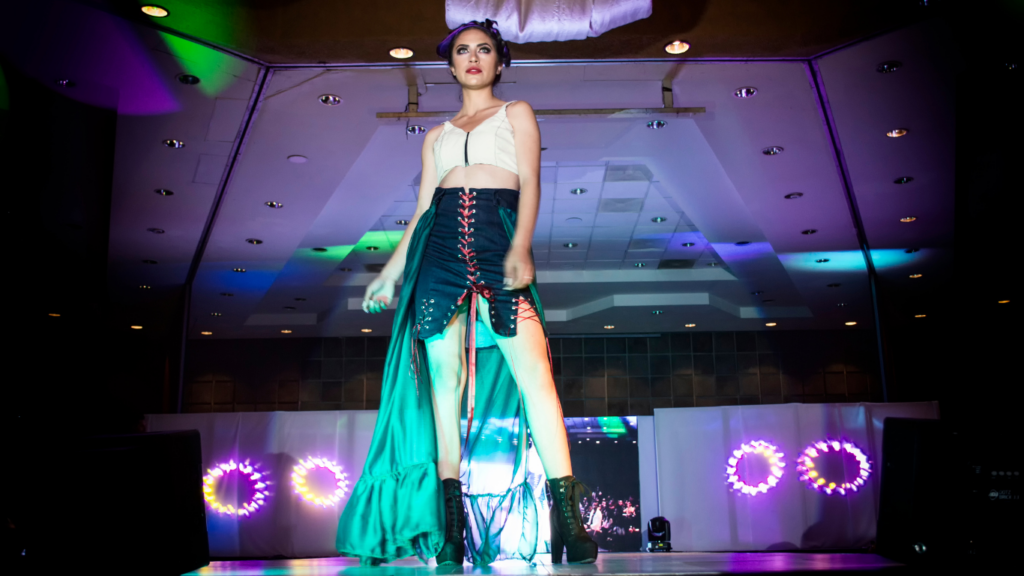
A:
[184,552,906,575]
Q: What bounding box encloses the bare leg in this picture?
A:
[425,309,468,480]
[477,296,572,479]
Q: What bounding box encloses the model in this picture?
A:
[335,19,598,567]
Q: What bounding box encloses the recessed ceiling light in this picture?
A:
[339,267,352,272]
[784,192,803,199]
[201,331,212,335]
[765,322,777,327]
[142,259,158,264]
[319,94,342,106]
[914,314,926,318]
[395,219,409,225]
[49,313,61,317]
[801,229,817,235]
[283,306,296,310]
[664,40,689,54]
[287,155,308,164]
[685,323,696,328]
[570,187,587,195]
[294,297,306,301]
[886,128,908,138]
[233,268,246,273]
[220,293,233,297]
[905,248,920,253]
[177,74,200,85]
[647,120,667,130]
[389,47,414,59]
[139,285,151,289]
[844,321,857,326]
[361,328,373,333]
[366,246,380,251]
[55,79,75,87]
[210,312,222,317]
[147,227,165,234]
[407,125,426,135]
[603,325,615,329]
[894,176,914,184]
[312,247,327,252]
[155,189,174,196]
[265,201,283,209]
[130,325,144,330]
[247,238,263,245]
[634,262,646,267]
[563,242,578,248]
[141,5,169,17]
[735,241,750,246]
[281,329,292,334]
[827,283,841,288]
[900,216,917,222]
[652,310,664,315]
[651,216,666,223]
[682,242,695,247]
[816,258,830,263]
[909,273,923,278]
[876,60,901,74]
[751,290,764,295]
[162,139,184,148]
[998,300,1010,304]
[734,87,757,98]
[762,146,784,155]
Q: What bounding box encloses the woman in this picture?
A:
[335,20,598,567]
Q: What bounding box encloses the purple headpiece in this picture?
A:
[436,18,512,68]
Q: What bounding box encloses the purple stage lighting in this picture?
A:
[725,440,786,496]
[202,459,269,517]
[291,457,350,507]
[796,439,872,496]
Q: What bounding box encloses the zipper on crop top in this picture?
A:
[464,132,469,167]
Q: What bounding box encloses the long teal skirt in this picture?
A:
[335,202,548,565]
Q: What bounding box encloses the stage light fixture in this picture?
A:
[570,187,587,195]
[319,94,342,106]
[233,268,246,273]
[707,262,719,267]
[837,302,847,307]
[201,331,212,335]
[162,139,184,148]
[389,47,414,59]
[361,329,373,333]
[366,246,379,251]
[894,176,913,184]
[647,120,667,130]
[652,310,664,315]
[141,5,169,17]
[281,330,292,334]
[909,273,923,278]
[914,314,926,318]
[312,247,327,252]
[395,219,410,225]
[291,457,350,507]
[155,189,174,196]
[900,216,917,222]
[407,125,426,135]
[203,460,268,517]
[766,323,777,327]
[647,516,672,551]
[49,313,60,317]
[876,60,901,73]
[210,312,222,317]
[140,285,151,290]
[131,325,143,330]
[784,192,803,199]
[685,323,696,328]
[664,40,689,54]
[726,440,785,496]
[762,146,784,155]
[563,242,578,248]
[845,321,857,326]
[604,325,615,329]
[265,201,283,208]
[886,128,908,138]
[55,79,74,87]
[287,155,308,164]
[682,242,695,247]
[796,439,871,496]
[247,238,263,245]
[634,262,646,267]
[734,87,757,98]
[177,74,200,85]
[999,300,1010,304]
[651,216,667,223]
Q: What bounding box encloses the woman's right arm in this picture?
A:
[362,124,445,313]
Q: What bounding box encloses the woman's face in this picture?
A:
[449,28,502,88]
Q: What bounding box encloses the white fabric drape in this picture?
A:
[649,402,939,551]
[445,0,652,43]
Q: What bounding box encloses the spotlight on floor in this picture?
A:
[647,516,672,552]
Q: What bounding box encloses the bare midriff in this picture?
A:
[438,164,519,191]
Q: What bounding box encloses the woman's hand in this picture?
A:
[362,274,396,313]
[503,245,535,290]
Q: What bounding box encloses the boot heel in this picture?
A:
[550,520,564,564]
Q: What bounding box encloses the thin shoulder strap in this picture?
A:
[501,100,518,112]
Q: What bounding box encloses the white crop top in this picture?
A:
[433,100,518,184]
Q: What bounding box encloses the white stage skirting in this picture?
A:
[148,401,937,557]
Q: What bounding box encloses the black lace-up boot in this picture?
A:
[435,478,466,565]
[547,475,599,564]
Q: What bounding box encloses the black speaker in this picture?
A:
[52,431,210,574]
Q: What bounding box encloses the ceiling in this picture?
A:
[0,0,956,338]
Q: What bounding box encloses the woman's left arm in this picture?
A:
[505,100,541,290]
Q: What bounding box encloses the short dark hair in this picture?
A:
[436,19,512,84]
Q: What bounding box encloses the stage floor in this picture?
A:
[185,552,906,575]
